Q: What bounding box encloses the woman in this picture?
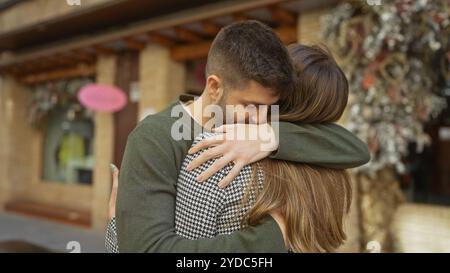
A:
[106,44,352,253]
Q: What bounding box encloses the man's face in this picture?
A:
[218,80,279,124]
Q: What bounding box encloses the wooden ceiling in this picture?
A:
[0,0,331,84]
[0,0,221,52]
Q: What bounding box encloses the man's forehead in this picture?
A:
[240,92,280,106]
[235,80,280,105]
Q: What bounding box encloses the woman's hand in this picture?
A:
[108,164,119,220]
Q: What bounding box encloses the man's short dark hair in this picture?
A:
[206,20,295,98]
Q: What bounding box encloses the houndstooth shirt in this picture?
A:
[105,132,263,253]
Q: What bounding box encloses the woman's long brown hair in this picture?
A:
[242,44,352,252]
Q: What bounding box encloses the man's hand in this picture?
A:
[186,123,278,188]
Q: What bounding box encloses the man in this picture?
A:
[116,21,369,252]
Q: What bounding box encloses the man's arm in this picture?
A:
[188,121,370,188]
[116,118,286,253]
[271,121,370,169]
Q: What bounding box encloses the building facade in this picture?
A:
[1,0,449,253]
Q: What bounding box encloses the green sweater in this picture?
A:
[116,98,370,252]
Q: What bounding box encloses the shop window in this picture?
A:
[29,78,95,185]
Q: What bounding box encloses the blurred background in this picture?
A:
[0,0,449,253]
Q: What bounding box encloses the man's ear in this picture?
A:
[206,75,224,103]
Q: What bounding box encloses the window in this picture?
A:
[30,78,95,185]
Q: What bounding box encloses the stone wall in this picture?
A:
[139,44,186,119]
[0,76,34,208]
[0,76,94,213]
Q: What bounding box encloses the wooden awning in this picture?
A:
[0,0,335,84]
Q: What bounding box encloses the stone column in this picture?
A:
[138,44,186,120]
[91,54,116,230]
[0,76,35,209]
[0,76,9,209]
[297,9,328,45]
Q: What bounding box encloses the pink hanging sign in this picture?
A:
[78,84,127,112]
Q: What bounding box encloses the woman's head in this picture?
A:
[243,44,352,252]
[279,44,349,123]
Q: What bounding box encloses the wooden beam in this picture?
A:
[12,63,62,77]
[171,41,211,61]
[42,56,75,68]
[30,59,69,72]
[275,25,298,44]
[69,50,96,63]
[232,11,276,27]
[147,32,177,48]
[170,24,297,61]
[16,62,45,76]
[174,26,203,43]
[201,20,221,36]
[94,45,116,55]
[124,38,146,51]
[54,55,80,65]
[19,64,96,85]
[6,66,22,75]
[233,13,253,22]
[13,60,58,76]
[1,53,83,76]
[268,4,296,26]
